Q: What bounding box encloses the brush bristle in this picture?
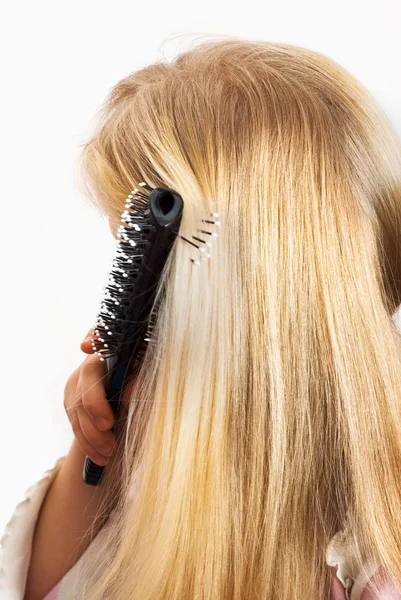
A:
[91,186,157,361]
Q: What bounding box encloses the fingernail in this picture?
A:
[96,417,112,431]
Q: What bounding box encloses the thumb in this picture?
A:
[80,327,97,354]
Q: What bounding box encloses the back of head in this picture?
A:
[77,38,401,600]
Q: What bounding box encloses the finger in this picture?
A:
[66,398,110,466]
[80,340,95,354]
[80,327,97,355]
[79,327,107,355]
[79,356,115,430]
[76,401,116,459]
[64,365,81,400]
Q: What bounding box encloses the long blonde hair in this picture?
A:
[75,37,401,600]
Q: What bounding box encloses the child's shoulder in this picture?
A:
[2,460,401,600]
[0,456,67,598]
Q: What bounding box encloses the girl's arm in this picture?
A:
[23,437,116,600]
[24,331,127,600]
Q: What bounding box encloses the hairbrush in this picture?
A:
[83,182,221,486]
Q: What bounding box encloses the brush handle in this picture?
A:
[82,457,106,486]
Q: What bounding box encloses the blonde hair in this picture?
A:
[75,37,401,599]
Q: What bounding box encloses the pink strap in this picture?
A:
[330,566,348,600]
[40,581,61,600]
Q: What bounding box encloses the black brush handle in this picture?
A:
[82,457,106,486]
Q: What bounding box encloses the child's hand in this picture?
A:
[64,328,134,466]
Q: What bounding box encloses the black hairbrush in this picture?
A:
[83,182,221,486]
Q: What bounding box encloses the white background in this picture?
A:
[1,0,401,534]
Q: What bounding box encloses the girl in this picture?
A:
[2,38,401,600]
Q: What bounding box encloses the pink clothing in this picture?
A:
[41,581,61,600]
[329,563,401,599]
[360,565,401,599]
[331,567,348,600]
